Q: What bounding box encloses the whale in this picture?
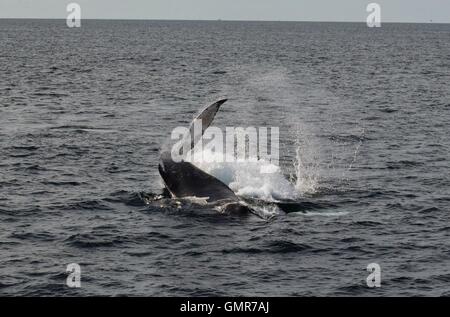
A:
[158,99,254,216]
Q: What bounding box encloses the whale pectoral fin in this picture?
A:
[186,99,227,151]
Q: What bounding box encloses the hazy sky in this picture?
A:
[0,0,449,23]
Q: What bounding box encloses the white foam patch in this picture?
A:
[180,196,210,205]
[188,149,300,201]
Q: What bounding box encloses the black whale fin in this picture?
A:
[183,98,228,155]
[158,99,259,218]
[159,99,231,201]
[159,151,238,202]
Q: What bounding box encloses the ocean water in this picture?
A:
[0,19,449,296]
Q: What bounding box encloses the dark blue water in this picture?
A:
[1,20,449,296]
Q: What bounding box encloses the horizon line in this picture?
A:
[0,17,448,24]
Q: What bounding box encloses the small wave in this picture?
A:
[0,206,42,216]
[32,92,68,97]
[9,153,35,158]
[328,134,366,143]
[125,251,153,257]
[354,220,383,227]
[10,231,56,242]
[24,164,48,172]
[11,145,39,151]
[65,233,125,248]
[386,160,424,170]
[378,107,398,113]
[49,125,117,133]
[335,284,375,296]
[221,247,265,254]
[265,240,313,253]
[55,200,112,211]
[103,190,157,207]
[222,240,313,254]
[250,199,337,214]
[418,207,440,214]
[302,211,349,216]
[42,180,82,186]
[283,199,335,209]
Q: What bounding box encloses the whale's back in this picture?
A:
[158,151,239,203]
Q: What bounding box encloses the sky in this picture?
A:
[0,0,449,23]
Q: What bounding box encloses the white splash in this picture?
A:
[188,149,300,201]
[291,135,321,195]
